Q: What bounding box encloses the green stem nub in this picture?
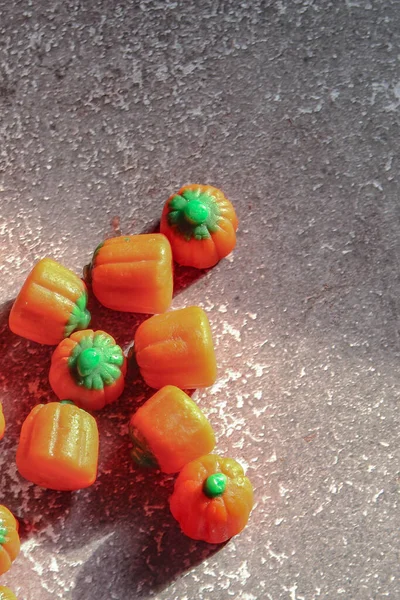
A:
[167,189,220,241]
[77,348,101,377]
[0,527,7,545]
[60,400,75,406]
[129,427,159,469]
[203,473,228,498]
[183,200,210,226]
[68,331,124,391]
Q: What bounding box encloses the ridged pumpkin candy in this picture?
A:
[9,258,90,345]
[129,385,215,473]
[49,329,127,410]
[134,306,217,389]
[160,184,238,269]
[16,400,99,491]
[84,234,173,314]
[0,506,20,575]
[170,454,254,544]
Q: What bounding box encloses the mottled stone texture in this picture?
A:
[0,0,399,598]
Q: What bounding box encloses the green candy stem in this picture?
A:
[183,200,210,225]
[167,189,220,241]
[67,332,124,390]
[203,473,228,498]
[60,400,75,406]
[129,427,159,469]
[0,526,7,545]
[64,292,91,337]
[77,348,101,377]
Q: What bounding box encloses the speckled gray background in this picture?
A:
[0,0,399,599]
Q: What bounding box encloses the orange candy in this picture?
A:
[0,506,20,575]
[49,329,127,411]
[134,306,217,389]
[16,401,99,491]
[160,184,238,269]
[84,234,173,314]
[170,454,254,544]
[9,258,90,345]
[0,587,18,599]
[129,385,216,473]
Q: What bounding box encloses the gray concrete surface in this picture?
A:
[0,0,399,598]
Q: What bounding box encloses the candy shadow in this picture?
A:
[140,218,161,234]
[85,291,150,350]
[19,415,223,599]
[173,263,211,298]
[71,447,223,600]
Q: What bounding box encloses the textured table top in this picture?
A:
[0,1,399,599]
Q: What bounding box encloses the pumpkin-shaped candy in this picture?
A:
[84,234,173,314]
[49,330,127,410]
[0,587,18,599]
[9,258,91,345]
[0,506,20,575]
[129,385,215,473]
[16,401,99,491]
[170,454,254,544]
[160,184,238,269]
[134,306,217,389]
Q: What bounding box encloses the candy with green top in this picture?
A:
[83,234,173,314]
[9,257,91,345]
[170,454,254,544]
[160,184,239,268]
[49,329,127,410]
[0,505,20,575]
[129,385,216,473]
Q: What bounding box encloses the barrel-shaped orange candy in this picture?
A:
[0,405,5,441]
[129,386,216,473]
[160,184,238,269]
[134,306,217,389]
[0,506,20,576]
[16,401,99,491]
[9,258,91,345]
[170,454,254,544]
[0,586,18,599]
[49,330,127,411]
[84,234,173,314]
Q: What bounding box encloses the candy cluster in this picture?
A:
[1,185,253,594]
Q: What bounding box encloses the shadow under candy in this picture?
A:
[71,460,223,600]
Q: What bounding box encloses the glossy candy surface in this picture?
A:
[49,329,127,410]
[160,184,238,269]
[0,506,20,576]
[16,401,99,491]
[134,306,217,389]
[170,454,253,544]
[85,234,173,314]
[0,586,18,599]
[129,385,216,473]
[9,258,90,345]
